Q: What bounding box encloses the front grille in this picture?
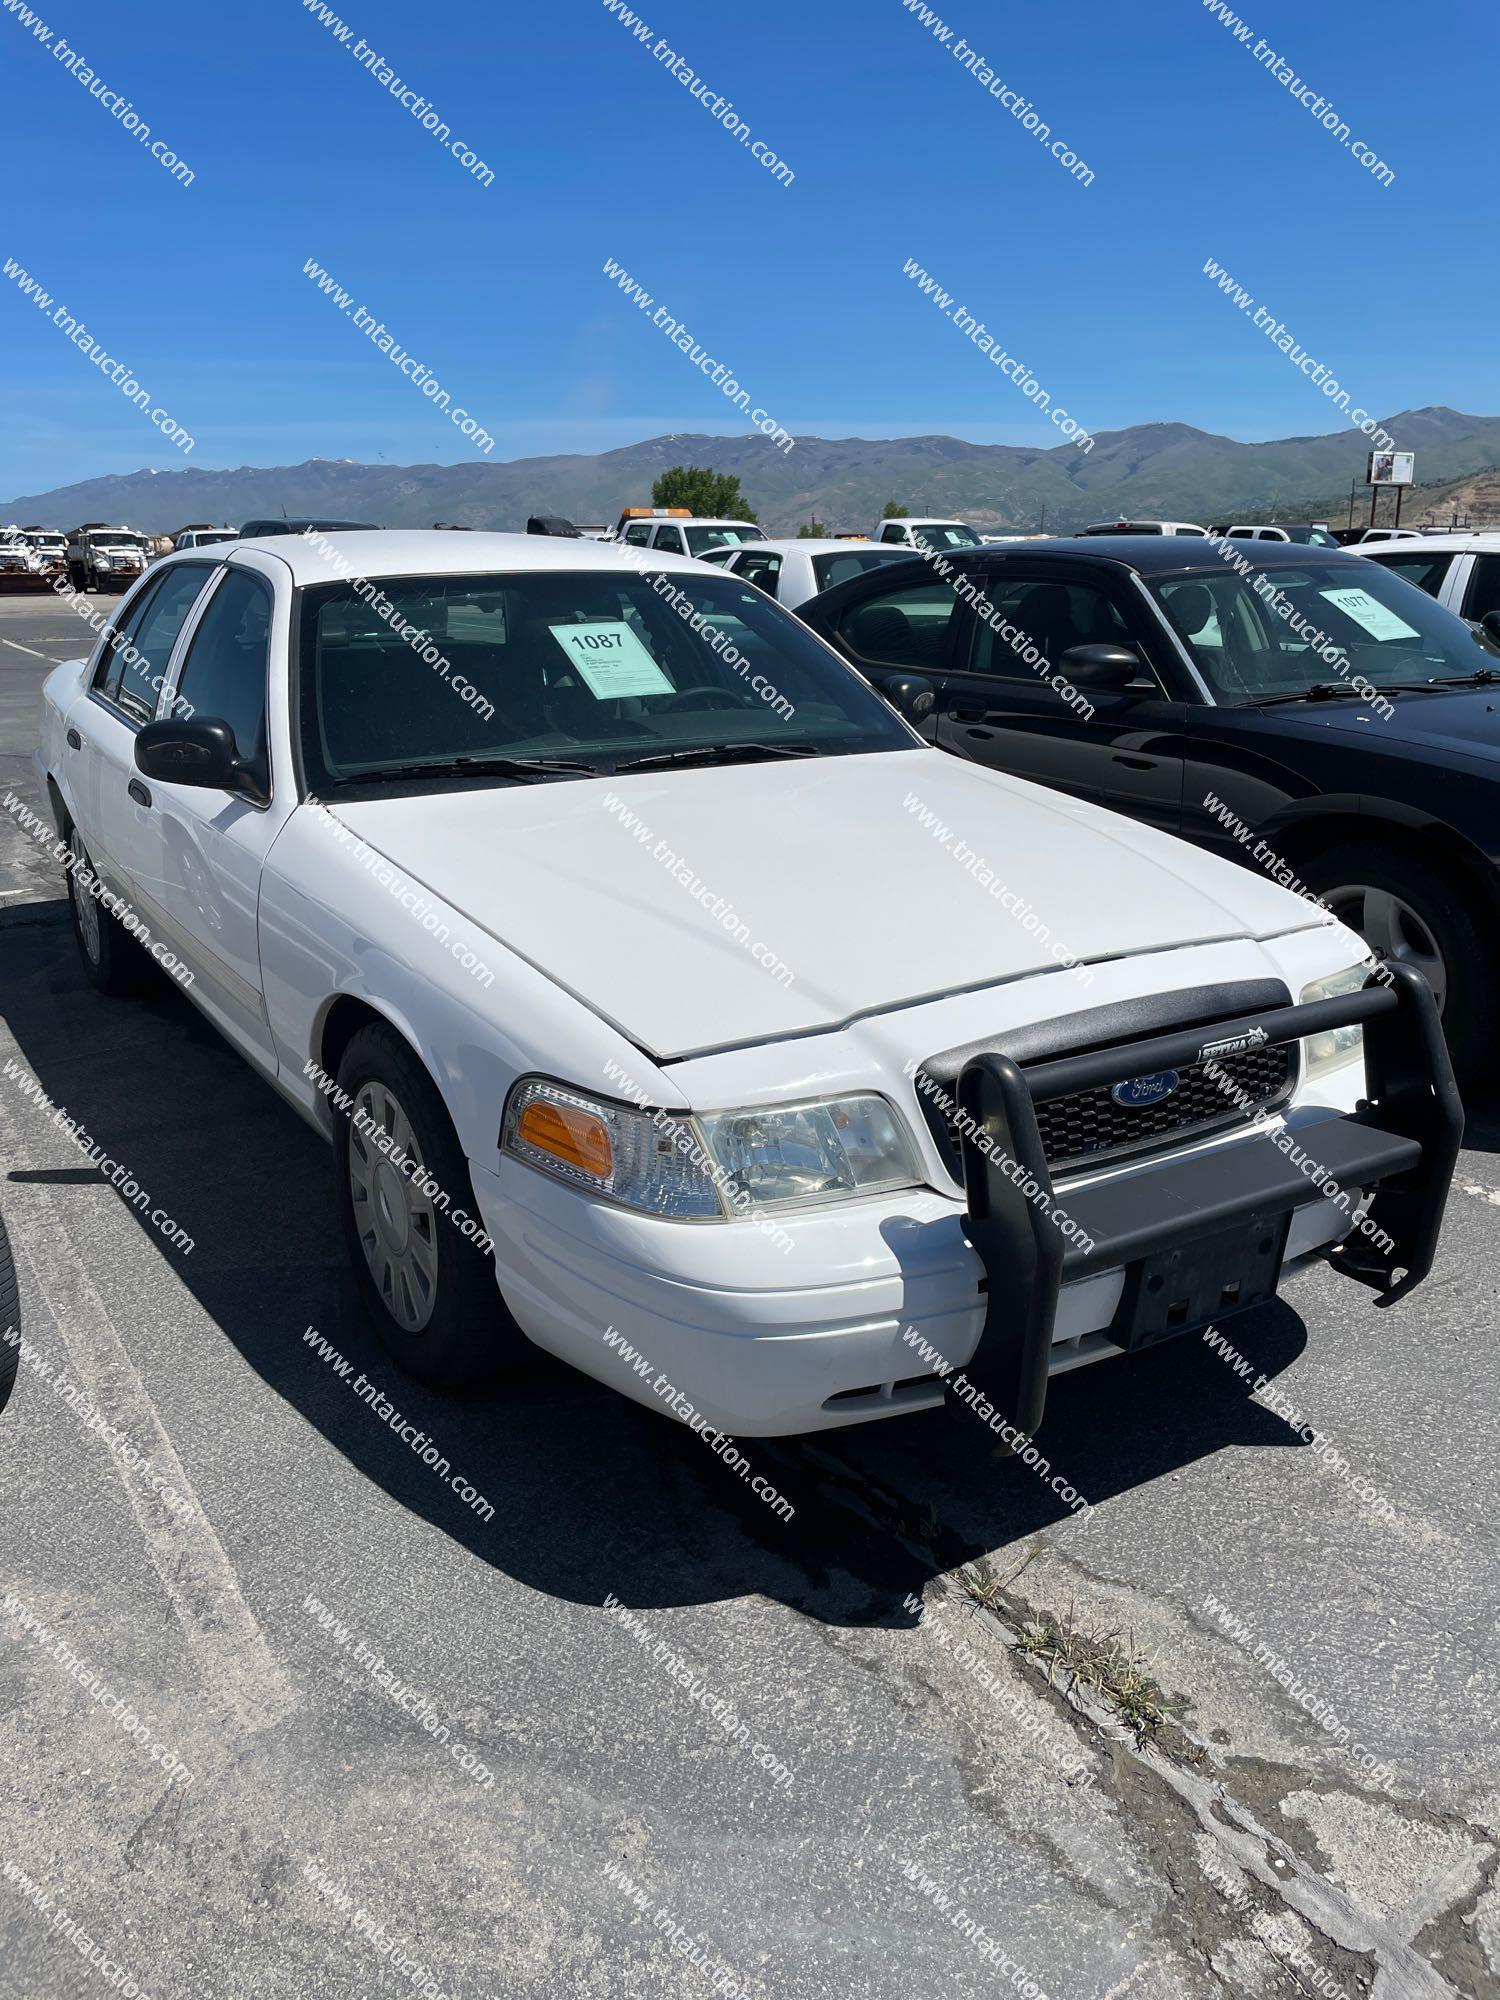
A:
[915,1018,1299,1185]
[1030,1042,1296,1176]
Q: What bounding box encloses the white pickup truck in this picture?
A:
[34,531,1460,1439]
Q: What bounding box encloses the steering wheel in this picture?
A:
[659,686,750,712]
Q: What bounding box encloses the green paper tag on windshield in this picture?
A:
[549,621,674,698]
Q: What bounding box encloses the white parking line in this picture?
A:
[4,1193,298,1739]
[1,639,45,658]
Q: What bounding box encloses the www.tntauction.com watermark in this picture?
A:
[303,1594,497,1786]
[1200,0,1393,186]
[3,1859,161,2000]
[601,1859,754,1998]
[599,1324,795,1519]
[303,1857,455,2000]
[300,0,493,186]
[602,1594,797,1794]
[601,792,796,988]
[301,1060,495,1249]
[2,1590,195,1787]
[3,258,194,452]
[3,790,195,987]
[3,1,194,183]
[298,526,496,720]
[902,791,1095,982]
[299,804,497,990]
[902,257,1096,452]
[604,258,794,453]
[1,1053,195,1253]
[899,0,1092,188]
[302,258,496,455]
[3,1323,197,1522]
[599,0,795,185]
[898,538,1096,717]
[598,1053,796,1255]
[1201,264,1398,452]
[301,1324,495,1521]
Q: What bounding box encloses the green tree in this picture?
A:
[881,498,909,519]
[796,518,829,539]
[651,466,756,520]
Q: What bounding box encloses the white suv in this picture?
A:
[1358,531,1500,628]
[873,517,984,551]
[616,517,766,558]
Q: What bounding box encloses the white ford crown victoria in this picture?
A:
[34,533,1460,1437]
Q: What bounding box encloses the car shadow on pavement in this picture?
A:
[0,908,1430,1634]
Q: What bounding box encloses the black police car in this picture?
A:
[802,536,1500,1081]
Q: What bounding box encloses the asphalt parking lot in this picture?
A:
[1,586,1498,2000]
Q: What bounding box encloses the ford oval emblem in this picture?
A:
[1111,1070,1181,1109]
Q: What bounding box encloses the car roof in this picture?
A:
[1358,530,1500,551]
[736,538,906,556]
[170,529,719,585]
[883,517,972,526]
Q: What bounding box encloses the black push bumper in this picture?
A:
[956,961,1463,1438]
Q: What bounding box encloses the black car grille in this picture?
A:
[916,1032,1298,1183]
[1030,1042,1296,1176]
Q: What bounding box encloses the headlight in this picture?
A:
[94,554,113,568]
[697,1094,919,1211]
[1299,963,1367,1084]
[502,1079,920,1218]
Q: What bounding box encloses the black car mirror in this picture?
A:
[1481,610,1500,648]
[882,673,936,723]
[1056,644,1143,691]
[135,718,247,792]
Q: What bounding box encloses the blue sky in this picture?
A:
[1,0,1495,495]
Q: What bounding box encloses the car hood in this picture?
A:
[328,749,1325,1059]
[1264,684,1500,762]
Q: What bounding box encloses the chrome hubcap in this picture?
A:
[1324,883,1447,1013]
[71,845,102,964]
[348,1082,438,1333]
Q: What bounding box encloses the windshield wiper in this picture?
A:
[1250,682,1394,707]
[610,742,822,774]
[333,754,600,787]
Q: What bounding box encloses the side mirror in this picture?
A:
[882,673,936,723]
[1056,643,1143,691]
[135,717,246,791]
[1481,610,1500,647]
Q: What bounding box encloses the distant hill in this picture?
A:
[5,407,1500,538]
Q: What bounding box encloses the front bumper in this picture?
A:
[474,961,1459,1439]
[956,961,1462,1439]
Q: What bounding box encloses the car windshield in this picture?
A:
[298,568,916,791]
[1285,527,1340,547]
[912,525,981,550]
[684,525,764,553]
[97,535,143,549]
[1148,558,1500,702]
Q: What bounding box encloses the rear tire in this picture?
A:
[1302,839,1497,1083]
[332,1022,527,1388]
[64,829,148,997]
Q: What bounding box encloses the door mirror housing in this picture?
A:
[1056,643,1144,691]
[882,672,936,723]
[1480,609,1500,648]
[135,717,247,792]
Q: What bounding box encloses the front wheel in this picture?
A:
[332,1023,527,1388]
[1302,840,1497,1083]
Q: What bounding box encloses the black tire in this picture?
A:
[0,1204,17,1418]
[1301,839,1497,1083]
[332,1022,526,1388]
[64,828,149,997]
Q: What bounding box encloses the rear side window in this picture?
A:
[734,550,783,592]
[170,570,273,795]
[1368,551,1455,599]
[92,565,216,721]
[1460,554,1500,624]
[838,580,960,668]
[967,576,1140,681]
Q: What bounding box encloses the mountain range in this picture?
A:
[4,407,1497,537]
